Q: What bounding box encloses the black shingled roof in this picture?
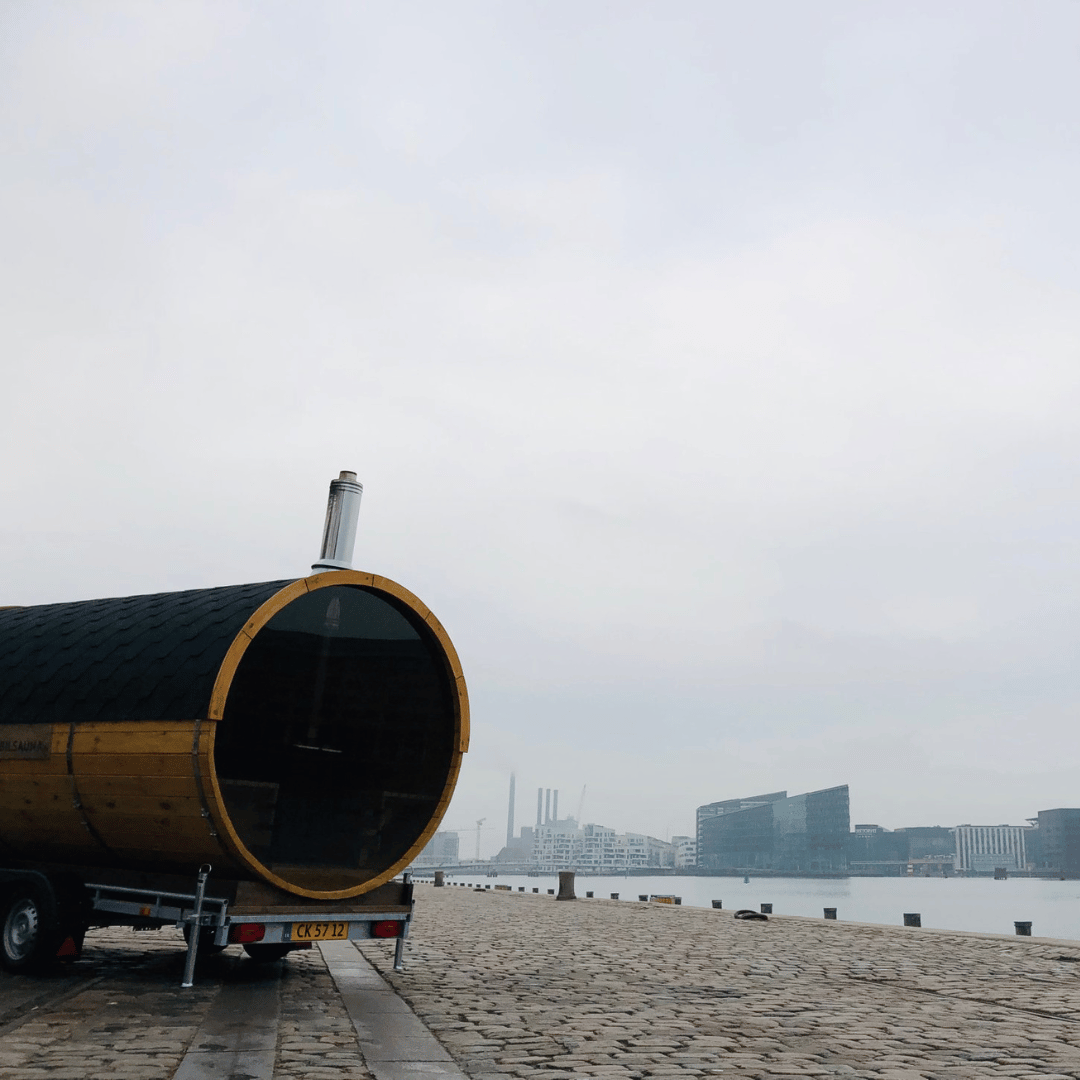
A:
[0,580,293,724]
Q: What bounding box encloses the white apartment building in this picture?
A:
[672,835,697,868]
[530,821,674,872]
[953,825,1031,873]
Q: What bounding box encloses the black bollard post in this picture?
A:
[610,892,619,900]
[557,871,576,901]
[904,913,921,927]
[760,903,772,914]
[532,888,538,893]
[518,887,524,892]
[1015,921,1032,936]
[547,888,555,895]
[712,900,722,909]
[639,894,648,902]
[674,897,682,905]
[824,908,837,920]
[585,891,594,898]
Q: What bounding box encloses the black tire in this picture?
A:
[182,925,228,955]
[242,943,292,962]
[1,890,59,973]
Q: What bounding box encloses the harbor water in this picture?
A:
[435,872,1080,940]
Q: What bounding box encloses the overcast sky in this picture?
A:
[3,2,1080,855]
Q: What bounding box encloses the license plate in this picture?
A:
[292,920,349,941]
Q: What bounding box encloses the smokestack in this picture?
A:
[553,789,559,822]
[311,471,363,573]
[536,788,543,827]
[507,773,516,846]
[545,789,551,824]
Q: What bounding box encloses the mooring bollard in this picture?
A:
[610,892,619,900]
[674,897,682,905]
[532,888,538,893]
[639,894,648,901]
[434,871,444,887]
[1015,921,1032,936]
[904,913,921,927]
[547,888,555,895]
[712,899,722,909]
[557,871,576,901]
[518,886,524,892]
[760,903,772,914]
[585,890,593,898]
[824,907,837,920]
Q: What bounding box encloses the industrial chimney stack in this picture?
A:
[506,773,516,846]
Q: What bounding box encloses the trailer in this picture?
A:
[0,472,468,983]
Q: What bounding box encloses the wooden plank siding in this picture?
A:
[0,718,231,870]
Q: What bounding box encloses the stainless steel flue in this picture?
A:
[311,470,363,573]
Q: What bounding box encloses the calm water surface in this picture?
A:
[436,872,1080,941]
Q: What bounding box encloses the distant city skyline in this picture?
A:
[459,773,1056,863]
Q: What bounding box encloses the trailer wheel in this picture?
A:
[182,925,228,955]
[1,890,58,973]
[242,943,292,962]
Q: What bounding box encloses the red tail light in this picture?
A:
[372,920,403,938]
[228,923,266,944]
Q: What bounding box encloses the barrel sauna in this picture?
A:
[0,570,469,900]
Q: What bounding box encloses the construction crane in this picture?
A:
[442,820,496,863]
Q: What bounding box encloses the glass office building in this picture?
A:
[697,785,850,874]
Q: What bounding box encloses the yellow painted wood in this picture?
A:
[85,813,217,843]
[76,775,201,799]
[0,757,70,779]
[79,794,205,817]
[456,675,470,752]
[370,574,431,620]
[70,724,194,755]
[0,780,73,810]
[72,753,196,777]
[423,610,463,679]
[0,810,97,835]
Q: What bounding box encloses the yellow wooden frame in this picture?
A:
[202,570,469,900]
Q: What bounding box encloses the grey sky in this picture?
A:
[3,2,1080,853]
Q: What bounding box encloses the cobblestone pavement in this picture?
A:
[5,889,1080,1078]
[0,926,379,1079]
[357,884,1080,1080]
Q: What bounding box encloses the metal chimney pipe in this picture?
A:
[553,790,559,823]
[536,788,543,827]
[545,789,551,825]
[311,471,363,573]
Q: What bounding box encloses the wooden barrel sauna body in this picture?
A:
[0,571,469,900]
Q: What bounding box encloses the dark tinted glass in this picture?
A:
[213,586,456,889]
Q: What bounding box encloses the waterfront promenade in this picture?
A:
[1,883,1080,1078]
[359,885,1080,1080]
